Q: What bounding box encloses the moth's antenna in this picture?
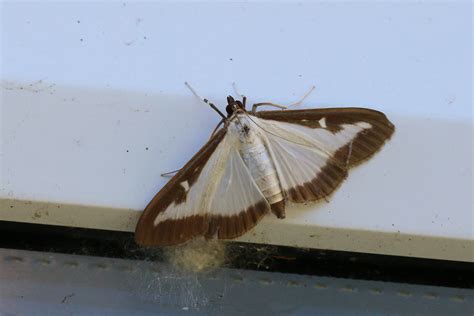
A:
[232,82,244,99]
[185,82,226,119]
[232,82,247,109]
[289,85,316,107]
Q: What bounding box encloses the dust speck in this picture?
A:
[446,95,456,105]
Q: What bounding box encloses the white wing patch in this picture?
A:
[319,117,327,128]
[153,138,229,226]
[180,181,189,192]
[254,116,370,156]
[210,148,270,216]
[356,121,372,129]
[249,116,372,193]
[264,132,329,193]
[153,129,269,226]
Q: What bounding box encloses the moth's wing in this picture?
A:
[253,108,394,203]
[135,128,270,246]
[256,108,395,167]
[206,148,270,240]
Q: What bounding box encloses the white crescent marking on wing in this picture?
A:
[318,117,327,128]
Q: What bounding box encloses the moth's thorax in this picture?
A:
[227,114,254,142]
[229,114,284,205]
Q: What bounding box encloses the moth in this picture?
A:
[135,84,395,246]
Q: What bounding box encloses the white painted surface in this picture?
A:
[1,1,472,261]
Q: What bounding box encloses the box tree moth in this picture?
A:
[135,84,395,246]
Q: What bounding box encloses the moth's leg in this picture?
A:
[161,169,180,177]
[251,85,316,114]
[185,82,226,119]
[289,85,316,107]
[251,102,287,113]
[209,119,225,139]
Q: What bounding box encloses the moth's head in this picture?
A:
[225,95,246,117]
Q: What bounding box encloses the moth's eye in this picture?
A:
[226,104,234,115]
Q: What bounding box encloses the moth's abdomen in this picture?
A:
[240,142,284,206]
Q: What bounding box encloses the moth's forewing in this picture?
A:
[135,129,226,246]
[256,108,395,167]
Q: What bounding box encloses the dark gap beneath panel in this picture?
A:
[0,221,472,289]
